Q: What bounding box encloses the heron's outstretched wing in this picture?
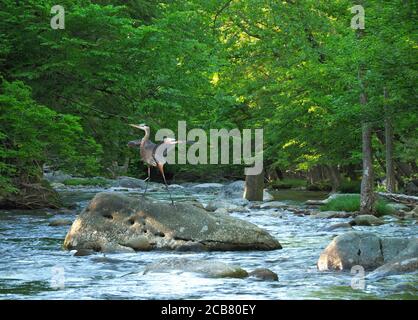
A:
[127,138,142,148]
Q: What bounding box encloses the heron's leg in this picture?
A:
[143,166,151,197]
[157,163,174,205]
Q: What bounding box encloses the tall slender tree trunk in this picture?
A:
[357,24,375,215]
[360,92,375,214]
[384,87,396,192]
[244,170,264,201]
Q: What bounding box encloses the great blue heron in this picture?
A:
[127,123,186,204]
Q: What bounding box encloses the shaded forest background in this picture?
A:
[0,1,417,206]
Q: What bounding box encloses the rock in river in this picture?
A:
[48,218,73,226]
[248,268,278,281]
[318,231,418,272]
[63,192,281,252]
[112,176,146,189]
[353,214,384,226]
[143,258,248,278]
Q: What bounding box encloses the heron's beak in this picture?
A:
[129,124,142,129]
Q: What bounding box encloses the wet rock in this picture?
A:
[48,218,73,226]
[113,176,146,189]
[220,181,245,198]
[318,231,418,271]
[124,236,152,251]
[248,268,278,281]
[387,202,409,212]
[318,232,383,271]
[312,211,352,219]
[285,206,312,215]
[214,208,229,215]
[143,258,249,278]
[323,222,353,231]
[367,258,418,280]
[353,215,384,226]
[63,192,281,252]
[205,200,249,213]
[380,238,412,261]
[260,201,287,209]
[181,200,205,210]
[191,183,224,193]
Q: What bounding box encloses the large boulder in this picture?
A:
[64,192,281,252]
[318,231,418,271]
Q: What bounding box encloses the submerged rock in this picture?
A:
[312,211,352,219]
[323,222,353,231]
[260,201,287,209]
[63,192,281,252]
[48,218,73,226]
[191,183,224,193]
[113,176,146,189]
[205,199,249,213]
[220,181,245,198]
[367,258,418,280]
[248,268,278,281]
[317,231,418,272]
[143,258,248,278]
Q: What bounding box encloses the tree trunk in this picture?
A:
[244,171,264,201]
[384,87,396,192]
[327,165,341,192]
[360,121,375,214]
[357,24,375,215]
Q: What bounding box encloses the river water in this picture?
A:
[0,187,417,300]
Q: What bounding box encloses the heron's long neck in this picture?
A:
[143,128,150,141]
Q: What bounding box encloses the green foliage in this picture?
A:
[307,181,332,192]
[320,195,395,216]
[0,0,416,205]
[0,79,102,197]
[338,180,361,193]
